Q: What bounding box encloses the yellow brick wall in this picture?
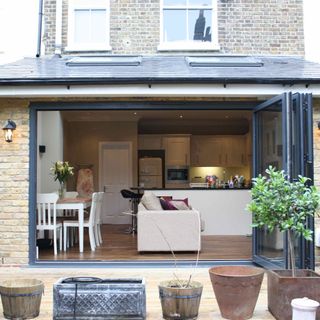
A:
[313,99,320,188]
[313,100,320,234]
[0,99,30,265]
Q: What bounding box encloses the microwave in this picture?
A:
[166,166,189,184]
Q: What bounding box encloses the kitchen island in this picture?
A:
[146,189,252,236]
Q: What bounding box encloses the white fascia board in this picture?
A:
[0,83,318,98]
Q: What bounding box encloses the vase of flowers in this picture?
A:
[51,161,74,198]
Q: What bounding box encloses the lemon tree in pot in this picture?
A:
[247,166,320,320]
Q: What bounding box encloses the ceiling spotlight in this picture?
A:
[179,115,183,119]
[133,112,137,115]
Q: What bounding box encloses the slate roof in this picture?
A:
[1,55,320,85]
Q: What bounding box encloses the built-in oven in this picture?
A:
[166,166,189,184]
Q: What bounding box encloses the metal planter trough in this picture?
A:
[53,277,146,319]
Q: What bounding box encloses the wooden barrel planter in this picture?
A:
[209,266,264,320]
[0,279,44,319]
[159,280,203,320]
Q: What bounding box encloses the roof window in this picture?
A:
[186,56,264,67]
[66,56,142,66]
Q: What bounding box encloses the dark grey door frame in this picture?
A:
[27,99,272,266]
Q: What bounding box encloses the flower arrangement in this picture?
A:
[51,161,74,183]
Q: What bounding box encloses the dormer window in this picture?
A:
[158,0,219,51]
[66,0,111,52]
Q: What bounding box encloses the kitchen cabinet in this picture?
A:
[163,136,190,166]
[138,135,163,150]
[191,135,246,167]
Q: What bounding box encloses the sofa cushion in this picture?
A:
[160,198,177,210]
[169,200,190,210]
[141,192,163,210]
[160,198,190,210]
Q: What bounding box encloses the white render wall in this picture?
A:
[0,0,39,64]
[150,189,252,236]
[37,111,64,193]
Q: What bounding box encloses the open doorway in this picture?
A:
[36,106,254,262]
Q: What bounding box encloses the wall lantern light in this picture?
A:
[3,119,16,142]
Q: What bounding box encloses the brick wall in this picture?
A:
[43,0,304,56]
[314,99,320,189]
[44,0,57,55]
[0,100,30,265]
[313,99,320,263]
[218,0,304,55]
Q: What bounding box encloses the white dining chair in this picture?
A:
[36,193,62,255]
[62,191,79,247]
[94,192,104,246]
[63,192,98,252]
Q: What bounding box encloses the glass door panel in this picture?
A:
[252,92,314,269]
[253,94,287,268]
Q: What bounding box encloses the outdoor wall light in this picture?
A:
[3,119,16,143]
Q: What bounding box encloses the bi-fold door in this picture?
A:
[252,92,314,269]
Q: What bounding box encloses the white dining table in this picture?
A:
[56,197,92,253]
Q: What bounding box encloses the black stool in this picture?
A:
[120,189,142,234]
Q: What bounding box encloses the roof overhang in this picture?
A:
[0,83,319,98]
[1,55,320,97]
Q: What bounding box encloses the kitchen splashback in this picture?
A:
[190,166,251,183]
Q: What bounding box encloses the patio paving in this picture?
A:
[0,266,276,319]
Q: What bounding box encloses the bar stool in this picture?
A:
[120,189,142,235]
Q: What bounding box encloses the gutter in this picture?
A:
[36,0,44,57]
[0,77,317,86]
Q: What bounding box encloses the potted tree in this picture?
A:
[247,166,320,320]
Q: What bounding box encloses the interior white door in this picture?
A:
[99,142,132,224]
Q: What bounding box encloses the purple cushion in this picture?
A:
[160,198,177,210]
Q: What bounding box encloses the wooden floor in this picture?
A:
[0,267,276,320]
[39,224,252,261]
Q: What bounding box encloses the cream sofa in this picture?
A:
[137,203,203,252]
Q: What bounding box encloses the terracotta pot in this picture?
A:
[159,280,203,320]
[209,265,264,320]
[268,269,320,320]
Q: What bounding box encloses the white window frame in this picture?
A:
[158,0,219,51]
[66,0,111,52]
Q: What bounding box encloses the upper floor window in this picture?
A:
[158,0,219,51]
[66,0,111,52]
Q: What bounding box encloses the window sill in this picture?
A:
[157,42,220,52]
[65,45,112,52]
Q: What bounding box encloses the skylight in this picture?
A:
[186,56,264,67]
[66,56,142,67]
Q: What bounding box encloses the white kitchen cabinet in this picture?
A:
[223,136,247,167]
[138,135,163,150]
[191,135,246,167]
[163,136,190,166]
[191,136,222,166]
